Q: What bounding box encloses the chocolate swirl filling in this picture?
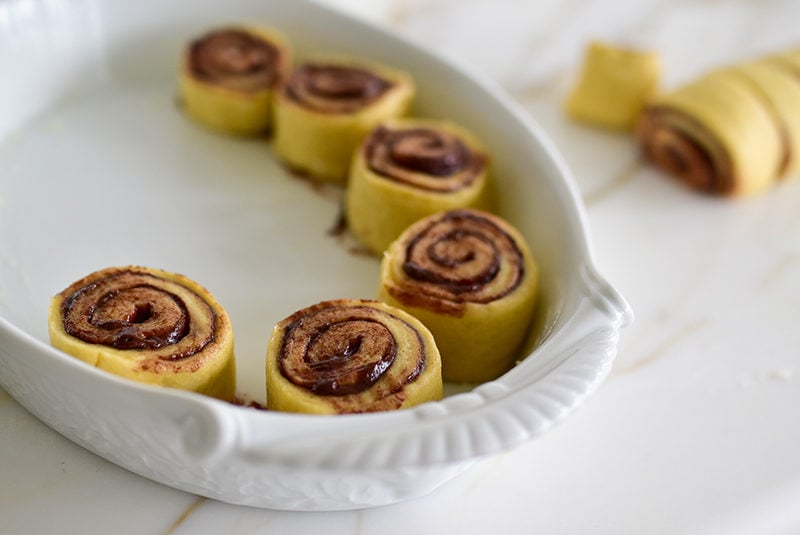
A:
[364,125,487,192]
[284,63,393,114]
[638,107,736,195]
[189,28,283,92]
[61,269,216,360]
[278,302,424,404]
[390,210,525,314]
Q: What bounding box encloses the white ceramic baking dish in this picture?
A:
[0,0,632,510]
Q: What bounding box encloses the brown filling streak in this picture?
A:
[189,28,283,92]
[277,303,424,404]
[61,270,215,361]
[397,210,525,310]
[364,125,486,192]
[284,64,393,114]
[638,107,736,195]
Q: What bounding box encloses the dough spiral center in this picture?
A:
[364,126,485,191]
[638,108,733,194]
[285,64,392,113]
[278,304,427,399]
[189,29,280,91]
[387,128,468,175]
[400,211,524,305]
[61,270,216,360]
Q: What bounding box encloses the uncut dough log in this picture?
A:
[638,70,784,196]
[638,45,800,196]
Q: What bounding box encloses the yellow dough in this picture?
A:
[378,209,538,383]
[346,118,492,255]
[179,26,291,136]
[566,41,661,130]
[48,266,236,401]
[770,50,800,76]
[272,58,415,183]
[266,299,442,414]
[637,45,800,196]
[732,61,800,176]
[638,70,783,196]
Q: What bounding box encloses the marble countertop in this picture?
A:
[3,0,800,533]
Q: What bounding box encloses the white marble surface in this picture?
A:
[2,0,800,533]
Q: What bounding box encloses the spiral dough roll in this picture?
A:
[272,58,415,183]
[638,49,800,196]
[266,299,442,414]
[378,209,538,383]
[48,266,236,400]
[346,118,492,255]
[179,26,291,135]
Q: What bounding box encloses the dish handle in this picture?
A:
[481,262,633,427]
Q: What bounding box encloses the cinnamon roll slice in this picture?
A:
[637,69,785,196]
[179,26,291,135]
[48,266,236,400]
[345,118,492,255]
[266,299,442,414]
[378,209,538,383]
[272,58,415,183]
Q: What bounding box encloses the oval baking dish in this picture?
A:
[0,0,632,511]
